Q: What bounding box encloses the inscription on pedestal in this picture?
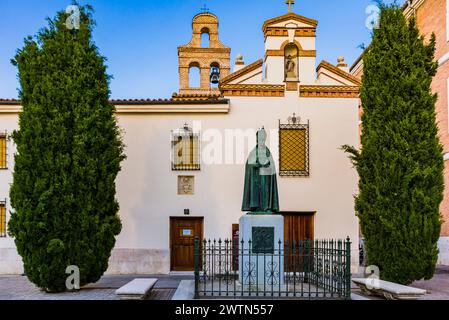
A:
[252,227,274,254]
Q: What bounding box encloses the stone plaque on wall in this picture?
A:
[178,176,194,195]
[252,227,275,254]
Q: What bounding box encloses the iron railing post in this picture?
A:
[194,236,200,299]
[345,236,352,300]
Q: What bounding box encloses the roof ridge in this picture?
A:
[317,60,361,85]
[219,59,263,85]
[262,12,318,33]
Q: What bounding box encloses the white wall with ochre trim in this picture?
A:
[0,94,361,274]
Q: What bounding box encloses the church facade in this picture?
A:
[0,8,361,274]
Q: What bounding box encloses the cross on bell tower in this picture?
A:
[286,0,295,13]
[201,4,209,13]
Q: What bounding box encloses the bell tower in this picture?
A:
[177,11,231,96]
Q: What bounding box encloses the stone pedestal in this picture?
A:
[239,214,284,286]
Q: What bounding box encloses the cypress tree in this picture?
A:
[344,3,444,284]
[8,4,125,292]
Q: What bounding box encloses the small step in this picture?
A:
[115,279,158,300]
[169,271,194,276]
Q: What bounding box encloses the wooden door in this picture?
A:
[283,213,314,243]
[282,212,315,272]
[170,217,203,271]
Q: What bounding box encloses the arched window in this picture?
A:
[189,62,201,88]
[201,28,210,48]
[210,62,220,88]
[284,43,299,81]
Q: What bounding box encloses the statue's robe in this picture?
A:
[242,146,279,213]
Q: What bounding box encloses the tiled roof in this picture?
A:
[0,99,19,105]
[0,97,228,105]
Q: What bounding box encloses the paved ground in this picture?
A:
[411,265,449,300]
[0,274,193,300]
[352,265,449,300]
[1,266,448,300]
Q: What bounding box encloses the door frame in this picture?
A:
[169,216,204,271]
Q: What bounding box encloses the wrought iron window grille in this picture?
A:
[0,199,6,238]
[0,131,8,170]
[279,115,310,177]
[171,125,201,171]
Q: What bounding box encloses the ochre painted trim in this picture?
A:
[265,49,316,60]
[262,13,318,33]
[219,59,263,85]
[264,28,316,38]
[318,71,350,86]
[178,47,231,54]
[285,82,299,91]
[299,85,359,98]
[317,61,362,86]
[221,84,285,97]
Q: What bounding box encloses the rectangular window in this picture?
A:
[171,128,200,171]
[0,133,7,169]
[0,201,6,238]
[279,120,310,177]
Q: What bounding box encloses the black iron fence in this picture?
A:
[194,237,352,300]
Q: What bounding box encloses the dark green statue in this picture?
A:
[242,128,279,214]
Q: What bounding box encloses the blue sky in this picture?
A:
[0,0,403,99]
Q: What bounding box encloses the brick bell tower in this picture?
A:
[176,11,231,97]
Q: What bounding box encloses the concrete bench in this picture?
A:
[353,278,426,300]
[115,279,158,300]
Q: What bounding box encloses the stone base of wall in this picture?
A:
[0,248,171,275]
[105,248,170,275]
[0,248,24,275]
[438,237,449,265]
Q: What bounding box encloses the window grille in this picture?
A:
[279,119,310,177]
[171,126,201,171]
[0,200,6,238]
[0,133,7,169]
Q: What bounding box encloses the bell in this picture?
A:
[210,67,220,84]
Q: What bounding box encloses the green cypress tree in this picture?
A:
[344,3,444,284]
[8,4,125,292]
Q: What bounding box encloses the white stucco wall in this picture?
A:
[110,93,360,273]
[0,92,361,274]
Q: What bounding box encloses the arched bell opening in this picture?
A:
[210,62,220,88]
[188,62,201,88]
[200,27,210,48]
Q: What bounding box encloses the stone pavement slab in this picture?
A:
[0,274,193,300]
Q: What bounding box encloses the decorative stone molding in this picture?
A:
[264,28,316,38]
[221,84,285,97]
[285,82,298,91]
[299,85,359,98]
[178,176,195,195]
[178,47,231,54]
[265,49,316,60]
[317,61,362,86]
[262,12,318,34]
[219,59,263,85]
[171,93,222,101]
